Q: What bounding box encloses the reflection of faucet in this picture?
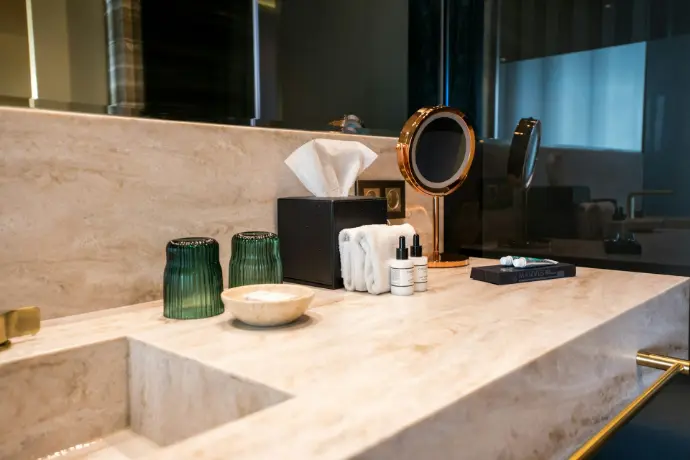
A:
[626,190,673,219]
[328,114,365,134]
[0,306,40,351]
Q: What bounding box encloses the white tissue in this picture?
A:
[284,139,378,197]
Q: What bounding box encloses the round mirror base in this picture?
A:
[429,253,470,268]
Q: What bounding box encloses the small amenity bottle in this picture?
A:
[390,236,414,296]
[410,234,428,292]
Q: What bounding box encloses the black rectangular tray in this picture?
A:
[470,263,576,285]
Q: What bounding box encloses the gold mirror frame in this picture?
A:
[396,106,476,268]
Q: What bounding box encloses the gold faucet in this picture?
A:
[0,306,41,351]
[626,190,673,219]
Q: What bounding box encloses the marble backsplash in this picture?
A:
[0,107,434,319]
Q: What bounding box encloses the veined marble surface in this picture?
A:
[0,259,687,460]
[0,107,435,319]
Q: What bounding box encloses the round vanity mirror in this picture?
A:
[507,117,541,189]
[397,106,476,268]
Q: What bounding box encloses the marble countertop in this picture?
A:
[2,259,688,460]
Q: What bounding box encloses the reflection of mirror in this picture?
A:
[506,117,545,249]
[386,188,401,212]
[507,118,541,189]
[397,106,475,268]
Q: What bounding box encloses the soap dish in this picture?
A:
[221,284,315,327]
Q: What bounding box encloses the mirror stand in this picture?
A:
[397,106,475,269]
[430,196,469,268]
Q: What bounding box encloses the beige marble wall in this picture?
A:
[0,107,434,319]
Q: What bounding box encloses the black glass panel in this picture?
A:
[445,0,690,276]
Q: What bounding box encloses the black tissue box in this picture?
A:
[470,263,576,285]
[277,196,387,289]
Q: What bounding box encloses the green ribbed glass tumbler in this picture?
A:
[229,231,283,288]
[164,237,224,319]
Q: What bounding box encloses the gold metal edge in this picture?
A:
[428,259,470,268]
[569,352,690,459]
[0,306,41,350]
[396,105,476,197]
[397,106,433,194]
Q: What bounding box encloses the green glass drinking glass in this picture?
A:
[164,237,224,319]
[229,231,283,288]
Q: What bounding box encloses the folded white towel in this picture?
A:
[339,226,368,292]
[339,223,416,294]
[358,224,416,294]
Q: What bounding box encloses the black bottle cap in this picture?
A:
[396,236,408,260]
[411,234,422,257]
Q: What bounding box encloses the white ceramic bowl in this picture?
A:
[221,284,315,327]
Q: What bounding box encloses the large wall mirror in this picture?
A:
[5,0,690,275]
[0,0,482,136]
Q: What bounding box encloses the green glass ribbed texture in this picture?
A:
[164,237,224,319]
[229,231,283,288]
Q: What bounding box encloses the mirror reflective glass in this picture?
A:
[400,107,474,196]
[414,117,467,185]
[0,0,435,135]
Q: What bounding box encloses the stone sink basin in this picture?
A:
[0,338,290,460]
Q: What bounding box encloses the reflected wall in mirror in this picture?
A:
[0,0,109,110]
[0,0,453,134]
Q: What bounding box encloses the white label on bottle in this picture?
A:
[391,267,414,287]
[414,264,428,283]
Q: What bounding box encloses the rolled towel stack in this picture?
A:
[339,223,416,294]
